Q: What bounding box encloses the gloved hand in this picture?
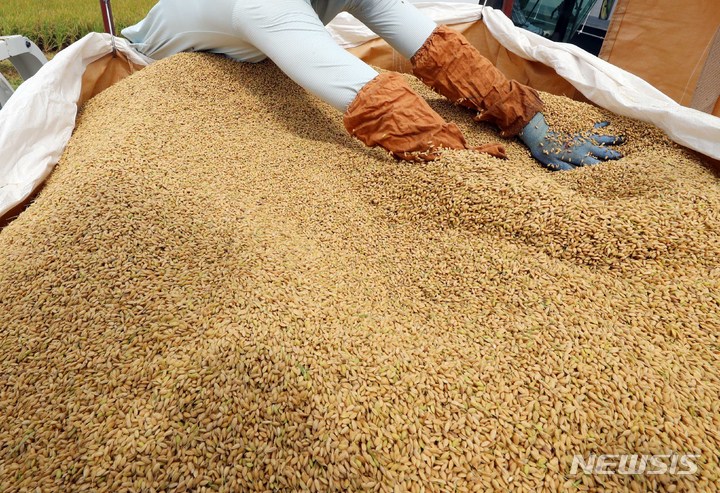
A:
[518,112,625,171]
[344,72,508,162]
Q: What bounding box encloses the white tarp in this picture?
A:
[1,4,719,220]
[0,33,153,219]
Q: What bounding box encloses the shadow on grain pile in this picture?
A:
[0,52,719,492]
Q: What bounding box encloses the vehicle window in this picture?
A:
[516,0,613,42]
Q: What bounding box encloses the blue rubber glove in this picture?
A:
[518,112,625,171]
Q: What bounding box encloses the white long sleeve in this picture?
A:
[122,0,436,111]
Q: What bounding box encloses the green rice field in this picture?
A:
[1,0,155,89]
[0,0,156,52]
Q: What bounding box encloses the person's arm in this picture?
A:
[408,25,624,170]
[232,0,498,161]
[344,72,507,161]
[411,25,543,138]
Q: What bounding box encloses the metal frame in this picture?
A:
[0,36,48,109]
[0,74,14,108]
[99,0,118,55]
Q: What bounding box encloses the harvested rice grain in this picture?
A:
[0,53,718,492]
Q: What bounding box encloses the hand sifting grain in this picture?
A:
[0,53,718,492]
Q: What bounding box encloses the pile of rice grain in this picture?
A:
[1,53,718,492]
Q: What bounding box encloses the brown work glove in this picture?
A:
[343,72,506,162]
[411,25,544,138]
